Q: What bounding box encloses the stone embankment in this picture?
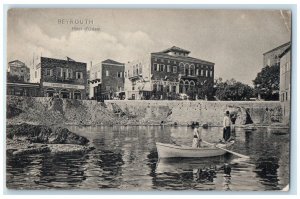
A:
[105,100,282,126]
[7,123,94,156]
[6,96,282,126]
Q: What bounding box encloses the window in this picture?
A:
[267,59,271,66]
[166,86,170,92]
[167,65,171,72]
[153,84,157,92]
[68,69,72,78]
[196,69,199,76]
[210,71,213,77]
[106,70,109,76]
[286,92,288,100]
[206,70,208,77]
[124,72,127,78]
[159,85,164,91]
[201,70,204,76]
[132,86,135,91]
[160,64,165,71]
[117,72,122,78]
[46,69,51,76]
[153,63,158,71]
[172,86,176,92]
[35,71,37,78]
[173,66,177,73]
[76,72,83,79]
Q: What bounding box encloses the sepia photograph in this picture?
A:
[5,7,292,192]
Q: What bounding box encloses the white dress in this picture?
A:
[192,128,201,148]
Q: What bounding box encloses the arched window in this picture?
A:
[190,64,195,76]
[184,64,189,76]
[60,89,70,99]
[74,90,81,99]
[179,62,185,75]
[45,88,55,97]
[179,80,185,93]
[184,80,190,93]
[190,80,195,91]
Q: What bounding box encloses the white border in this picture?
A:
[0,1,298,198]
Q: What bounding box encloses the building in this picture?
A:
[7,60,30,83]
[89,59,125,101]
[124,46,215,100]
[263,42,291,67]
[7,82,41,97]
[279,45,291,124]
[32,57,87,99]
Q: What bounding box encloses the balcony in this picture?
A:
[128,74,142,81]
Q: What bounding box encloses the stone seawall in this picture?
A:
[105,100,282,126]
[7,96,282,126]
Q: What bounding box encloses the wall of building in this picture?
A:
[105,100,282,126]
[124,55,152,100]
[8,65,30,83]
[280,50,291,124]
[39,57,87,99]
[150,53,214,99]
[263,42,290,67]
[101,63,125,95]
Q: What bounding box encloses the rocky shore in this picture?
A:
[6,123,95,156]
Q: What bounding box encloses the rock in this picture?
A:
[48,127,89,145]
[7,124,89,145]
[13,146,51,156]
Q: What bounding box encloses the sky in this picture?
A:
[7,9,291,85]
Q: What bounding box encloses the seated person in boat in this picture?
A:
[192,125,202,148]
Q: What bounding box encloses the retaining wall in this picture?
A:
[105,100,282,126]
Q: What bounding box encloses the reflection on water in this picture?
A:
[6,126,289,191]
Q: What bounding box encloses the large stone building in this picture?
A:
[89,59,125,101]
[125,46,215,100]
[279,45,291,124]
[263,42,291,67]
[32,57,87,99]
[7,60,30,83]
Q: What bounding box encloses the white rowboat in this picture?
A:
[156,141,234,158]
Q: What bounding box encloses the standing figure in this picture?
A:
[223,111,231,142]
[192,125,202,148]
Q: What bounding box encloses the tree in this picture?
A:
[253,65,280,101]
[214,78,255,101]
[197,80,214,100]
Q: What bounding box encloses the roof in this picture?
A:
[160,46,191,54]
[278,45,291,58]
[102,59,124,65]
[263,41,291,55]
[151,52,214,65]
[41,57,86,65]
[8,60,25,65]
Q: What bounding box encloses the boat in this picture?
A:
[156,141,234,158]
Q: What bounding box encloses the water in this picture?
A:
[6,126,290,191]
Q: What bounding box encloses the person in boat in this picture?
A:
[223,111,231,142]
[192,125,202,148]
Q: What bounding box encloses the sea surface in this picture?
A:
[6,126,290,191]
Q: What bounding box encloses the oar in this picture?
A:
[202,140,250,159]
